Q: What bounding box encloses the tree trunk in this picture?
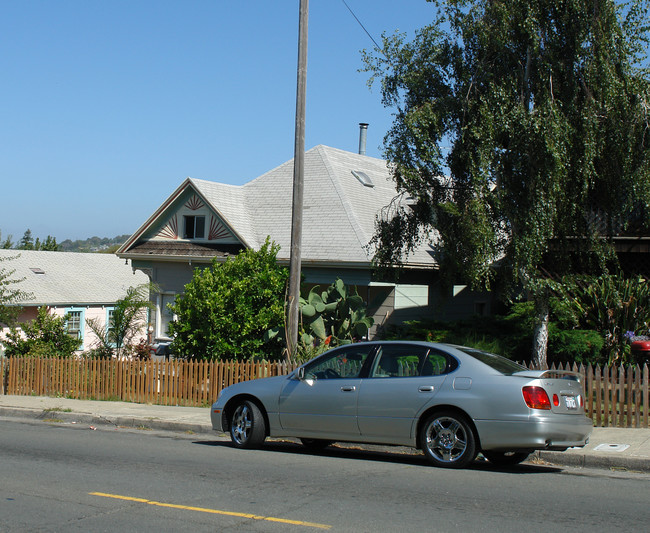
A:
[532,298,549,369]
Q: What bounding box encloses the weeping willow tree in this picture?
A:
[363,0,650,367]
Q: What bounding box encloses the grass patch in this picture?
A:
[43,407,72,413]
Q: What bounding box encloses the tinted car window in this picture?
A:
[303,345,375,379]
[456,346,526,375]
[422,350,458,375]
[371,345,456,377]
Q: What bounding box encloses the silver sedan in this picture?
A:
[210,341,592,468]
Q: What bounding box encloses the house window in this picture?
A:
[65,308,85,349]
[183,215,205,239]
[474,301,488,316]
[106,307,116,346]
[156,293,176,340]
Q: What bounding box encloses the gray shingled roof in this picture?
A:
[0,250,149,306]
[190,145,435,266]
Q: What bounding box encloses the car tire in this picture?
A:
[420,411,476,469]
[482,451,529,467]
[299,438,334,450]
[229,400,266,449]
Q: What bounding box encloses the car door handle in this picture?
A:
[340,386,356,392]
[418,386,434,392]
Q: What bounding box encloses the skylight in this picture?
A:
[30,268,45,275]
[351,170,374,188]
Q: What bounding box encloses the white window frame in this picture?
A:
[65,307,85,350]
[183,215,205,239]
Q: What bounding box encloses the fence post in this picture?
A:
[626,365,634,428]
[641,363,650,428]
[602,367,611,427]
[618,365,626,428]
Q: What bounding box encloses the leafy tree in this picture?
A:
[169,238,289,361]
[1,229,59,251]
[85,283,155,359]
[60,234,130,253]
[15,231,60,251]
[0,254,32,327]
[380,301,604,365]
[3,306,80,358]
[0,230,14,249]
[18,229,34,250]
[36,236,60,251]
[363,0,650,368]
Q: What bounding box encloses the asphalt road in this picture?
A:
[1,419,649,532]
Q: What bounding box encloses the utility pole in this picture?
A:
[287,0,309,361]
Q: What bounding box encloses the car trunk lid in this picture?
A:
[516,370,586,415]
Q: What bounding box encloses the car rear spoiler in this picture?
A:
[513,370,582,382]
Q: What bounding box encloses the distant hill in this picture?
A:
[59,235,131,253]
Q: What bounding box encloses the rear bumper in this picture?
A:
[475,415,593,452]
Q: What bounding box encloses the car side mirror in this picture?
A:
[297,367,306,380]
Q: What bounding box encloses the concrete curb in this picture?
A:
[536,450,650,473]
[0,406,214,435]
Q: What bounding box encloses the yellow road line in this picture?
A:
[89,492,331,530]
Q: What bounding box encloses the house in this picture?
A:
[0,250,149,354]
[117,145,494,344]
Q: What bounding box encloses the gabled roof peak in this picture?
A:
[118,145,435,267]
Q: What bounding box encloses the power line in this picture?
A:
[341,0,385,56]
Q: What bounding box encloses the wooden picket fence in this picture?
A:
[569,362,649,429]
[1,357,648,428]
[0,357,297,408]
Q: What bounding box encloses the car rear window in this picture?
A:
[455,347,527,375]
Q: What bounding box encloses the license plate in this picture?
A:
[564,396,577,409]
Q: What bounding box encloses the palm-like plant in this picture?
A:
[86,283,155,359]
[568,275,650,364]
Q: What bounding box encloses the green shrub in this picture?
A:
[169,238,289,361]
[4,306,80,358]
[563,274,650,365]
[380,300,605,365]
[380,303,534,361]
[547,328,604,365]
[82,345,114,360]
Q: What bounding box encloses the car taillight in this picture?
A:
[553,393,560,406]
[522,386,552,410]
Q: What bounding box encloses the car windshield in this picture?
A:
[455,347,527,375]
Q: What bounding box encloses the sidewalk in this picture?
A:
[1,394,649,472]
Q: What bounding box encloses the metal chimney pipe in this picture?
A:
[358,123,368,155]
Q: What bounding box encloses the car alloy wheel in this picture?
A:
[420,411,476,468]
[229,400,266,449]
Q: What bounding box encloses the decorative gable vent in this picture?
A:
[351,170,374,188]
[158,215,179,239]
[186,195,205,211]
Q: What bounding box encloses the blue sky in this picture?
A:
[0,0,434,242]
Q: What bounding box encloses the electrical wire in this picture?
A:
[341,0,385,56]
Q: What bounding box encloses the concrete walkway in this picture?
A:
[2,394,649,472]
